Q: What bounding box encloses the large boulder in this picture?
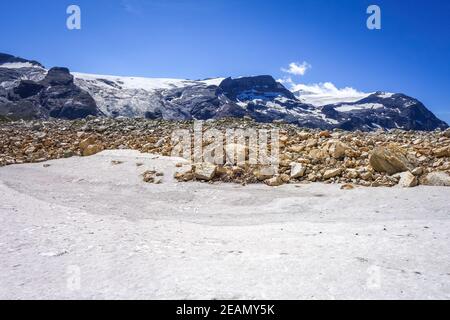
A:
[369,145,413,175]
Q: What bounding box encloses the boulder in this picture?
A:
[290,162,306,178]
[297,132,311,140]
[194,163,217,181]
[422,171,450,186]
[309,149,328,160]
[82,144,103,157]
[434,146,450,158]
[369,145,413,175]
[340,184,354,190]
[79,136,97,151]
[397,171,418,188]
[325,140,349,159]
[280,174,290,183]
[264,176,284,187]
[323,168,342,179]
[319,130,331,138]
[254,166,277,181]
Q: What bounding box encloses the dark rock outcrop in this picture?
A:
[219,75,297,100]
[0,66,101,120]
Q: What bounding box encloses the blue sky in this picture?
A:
[1,0,449,123]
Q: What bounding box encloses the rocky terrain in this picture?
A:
[1,53,448,131]
[1,117,449,188]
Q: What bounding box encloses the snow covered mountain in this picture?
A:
[0,53,448,131]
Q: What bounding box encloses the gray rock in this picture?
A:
[422,172,450,186]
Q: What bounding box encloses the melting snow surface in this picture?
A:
[1,150,449,299]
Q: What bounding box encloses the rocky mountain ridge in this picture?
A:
[0,53,447,131]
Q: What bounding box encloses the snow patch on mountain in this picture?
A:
[335,103,384,112]
[376,92,395,99]
[73,72,199,90]
[0,62,45,69]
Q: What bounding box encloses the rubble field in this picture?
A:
[1,117,449,188]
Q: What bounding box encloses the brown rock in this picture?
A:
[319,130,331,138]
[434,146,450,158]
[411,167,423,176]
[79,136,97,151]
[340,184,354,190]
[297,132,311,140]
[288,145,304,153]
[309,149,328,160]
[346,169,359,179]
[325,140,349,159]
[142,170,156,183]
[82,144,103,157]
[369,145,413,175]
[323,168,342,179]
[280,174,291,183]
[194,162,217,181]
[264,176,284,187]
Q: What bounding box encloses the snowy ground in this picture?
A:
[0,150,449,300]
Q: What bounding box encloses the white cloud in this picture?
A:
[277,77,295,86]
[278,78,371,106]
[281,62,311,76]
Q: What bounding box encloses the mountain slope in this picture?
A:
[0,53,447,131]
[320,92,449,131]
